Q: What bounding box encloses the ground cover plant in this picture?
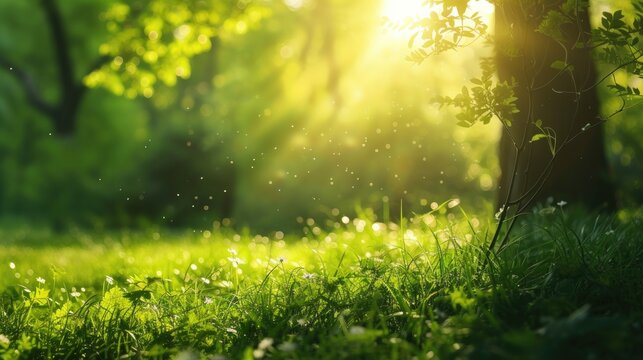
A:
[1,206,641,359]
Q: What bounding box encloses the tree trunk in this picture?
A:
[495,1,617,211]
[0,0,100,136]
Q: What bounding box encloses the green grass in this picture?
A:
[0,208,642,359]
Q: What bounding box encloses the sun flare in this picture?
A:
[380,0,494,21]
[380,0,427,21]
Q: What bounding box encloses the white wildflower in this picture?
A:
[36,277,45,284]
[204,297,213,305]
[227,257,245,268]
[200,277,211,284]
[105,276,114,285]
[0,334,9,347]
[226,328,237,334]
[302,272,315,280]
[557,200,567,207]
[258,337,273,350]
[70,291,81,298]
[9,262,15,270]
[495,205,505,220]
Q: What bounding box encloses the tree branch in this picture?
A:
[0,55,56,117]
[40,0,75,98]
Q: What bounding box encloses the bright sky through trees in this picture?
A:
[380,0,495,21]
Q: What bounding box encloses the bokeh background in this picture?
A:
[0,0,639,232]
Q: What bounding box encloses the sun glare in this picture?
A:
[380,0,427,21]
[380,0,494,21]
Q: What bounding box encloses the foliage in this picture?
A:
[402,0,643,261]
[0,211,641,358]
[85,0,270,97]
[437,58,519,128]
[385,0,489,62]
[407,0,643,128]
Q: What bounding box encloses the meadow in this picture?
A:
[1,207,641,359]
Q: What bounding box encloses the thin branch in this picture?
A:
[0,56,56,117]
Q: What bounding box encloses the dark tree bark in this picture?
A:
[495,0,617,211]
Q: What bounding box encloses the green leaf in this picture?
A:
[551,60,569,71]
[530,134,548,143]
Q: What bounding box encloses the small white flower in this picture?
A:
[70,291,81,298]
[303,272,315,280]
[9,262,15,270]
[227,257,245,268]
[297,318,308,326]
[278,256,286,263]
[190,264,198,271]
[105,276,114,285]
[0,334,10,347]
[200,277,211,284]
[36,277,45,284]
[226,327,237,334]
[227,248,238,256]
[557,200,567,207]
[495,205,505,220]
[204,296,213,305]
[258,337,273,350]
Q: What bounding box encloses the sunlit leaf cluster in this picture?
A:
[84,0,270,98]
[437,59,519,128]
[593,6,643,97]
[384,0,488,63]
